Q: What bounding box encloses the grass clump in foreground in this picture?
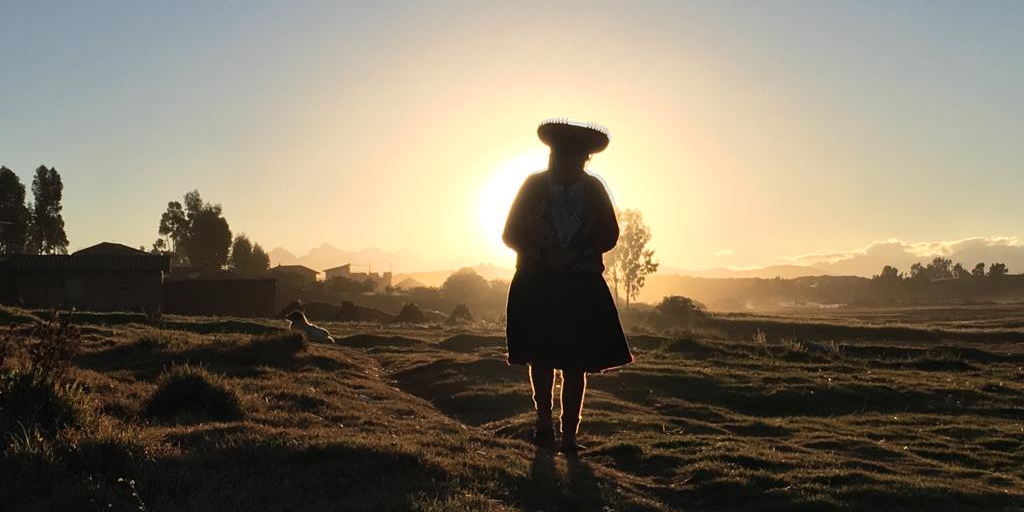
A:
[134,331,190,352]
[1,311,90,442]
[144,364,243,422]
[0,368,91,440]
[247,331,308,358]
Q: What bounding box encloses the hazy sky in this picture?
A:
[2,1,1022,272]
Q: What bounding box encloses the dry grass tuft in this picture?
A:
[143,364,243,422]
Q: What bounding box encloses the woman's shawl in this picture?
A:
[502,171,618,273]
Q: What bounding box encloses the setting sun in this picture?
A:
[476,148,549,263]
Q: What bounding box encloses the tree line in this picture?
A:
[874,258,1009,282]
[152,190,270,275]
[0,167,268,275]
[0,166,69,255]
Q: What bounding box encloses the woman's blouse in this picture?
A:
[547,174,586,248]
[502,170,619,273]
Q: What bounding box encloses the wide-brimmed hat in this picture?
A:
[537,119,610,154]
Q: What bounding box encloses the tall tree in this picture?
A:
[0,167,31,254]
[605,209,659,309]
[157,190,232,267]
[604,240,623,304]
[951,262,970,279]
[184,190,218,224]
[228,234,270,275]
[251,242,270,273]
[927,257,954,280]
[27,165,69,254]
[873,265,903,281]
[156,201,189,258]
[988,263,1008,278]
[972,262,987,278]
[909,262,927,281]
[182,207,231,268]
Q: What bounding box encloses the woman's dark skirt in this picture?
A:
[506,269,633,373]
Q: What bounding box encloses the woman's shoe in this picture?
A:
[558,432,580,456]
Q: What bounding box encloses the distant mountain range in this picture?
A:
[270,243,834,292]
[272,238,1024,303]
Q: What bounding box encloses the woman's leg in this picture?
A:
[529,364,555,446]
[559,369,587,452]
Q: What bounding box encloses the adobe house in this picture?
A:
[323,263,393,292]
[163,269,276,318]
[268,264,319,284]
[5,242,170,311]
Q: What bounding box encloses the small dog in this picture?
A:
[286,310,335,343]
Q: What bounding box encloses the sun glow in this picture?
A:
[477,148,549,263]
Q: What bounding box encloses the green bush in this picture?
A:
[0,368,90,439]
[144,364,243,422]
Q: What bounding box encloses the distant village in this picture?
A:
[0,169,454,320]
[0,240,416,318]
[6,167,1022,321]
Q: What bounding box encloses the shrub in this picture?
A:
[395,303,426,324]
[26,311,82,380]
[134,332,188,352]
[144,364,243,422]
[0,368,90,439]
[446,304,473,325]
[647,296,706,332]
[339,300,361,322]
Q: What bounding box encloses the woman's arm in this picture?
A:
[575,177,619,256]
[502,174,549,255]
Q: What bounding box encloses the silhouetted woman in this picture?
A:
[503,119,633,455]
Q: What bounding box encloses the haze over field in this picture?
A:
[3,1,1024,276]
[269,236,1024,281]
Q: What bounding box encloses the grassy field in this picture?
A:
[2,306,1023,511]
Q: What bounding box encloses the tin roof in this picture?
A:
[269,264,319,275]
[72,242,147,256]
[7,254,171,272]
